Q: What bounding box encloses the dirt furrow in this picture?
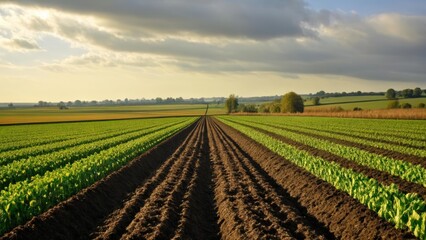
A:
[120,118,205,239]
[208,118,332,239]
[92,119,205,239]
[171,119,219,240]
[213,118,413,239]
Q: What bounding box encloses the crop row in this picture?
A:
[0,121,171,166]
[0,120,188,190]
[261,116,425,142]
[233,116,426,158]
[225,117,426,187]
[217,116,426,239]
[0,118,165,152]
[0,117,196,235]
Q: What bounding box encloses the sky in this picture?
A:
[0,1,425,102]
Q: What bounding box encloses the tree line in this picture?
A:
[226,92,304,114]
[385,87,424,99]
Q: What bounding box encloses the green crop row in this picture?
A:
[0,119,188,190]
[254,116,425,149]
[233,116,426,158]
[0,118,166,152]
[253,116,425,141]
[0,121,166,166]
[0,117,196,235]
[217,116,426,239]
[225,117,426,187]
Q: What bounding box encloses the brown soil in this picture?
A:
[0,117,415,240]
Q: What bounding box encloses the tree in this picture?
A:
[385,88,396,99]
[281,92,304,113]
[413,87,422,98]
[418,103,425,108]
[401,103,412,109]
[8,103,13,108]
[316,90,325,96]
[312,97,320,105]
[401,89,414,98]
[225,94,238,113]
[387,100,400,109]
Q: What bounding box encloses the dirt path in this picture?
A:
[0,117,414,240]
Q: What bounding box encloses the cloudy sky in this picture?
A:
[0,0,425,102]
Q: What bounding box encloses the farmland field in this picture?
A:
[1,116,425,239]
[0,104,224,125]
[305,96,426,110]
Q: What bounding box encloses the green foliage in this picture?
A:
[401,103,412,109]
[387,100,400,109]
[414,87,423,98]
[281,92,304,113]
[400,89,414,98]
[239,104,258,113]
[418,103,425,108]
[313,97,320,105]
[225,94,239,114]
[385,88,396,99]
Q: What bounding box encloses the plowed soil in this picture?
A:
[1,117,414,240]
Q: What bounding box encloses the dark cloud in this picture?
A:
[9,0,312,40]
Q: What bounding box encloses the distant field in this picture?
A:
[0,104,225,125]
[305,96,426,110]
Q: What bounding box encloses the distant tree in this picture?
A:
[155,97,163,104]
[401,103,412,109]
[401,89,414,98]
[316,90,326,96]
[259,103,270,113]
[418,103,425,108]
[57,101,68,110]
[312,97,320,105]
[67,101,73,107]
[413,87,422,98]
[387,100,400,109]
[225,94,239,113]
[385,88,396,99]
[281,92,304,113]
[356,91,362,95]
[270,103,281,113]
[240,104,257,113]
[74,100,82,106]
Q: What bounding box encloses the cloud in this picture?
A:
[0,2,425,86]
[3,38,41,51]
[8,0,314,40]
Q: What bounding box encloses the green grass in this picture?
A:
[0,104,225,124]
[305,96,426,110]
